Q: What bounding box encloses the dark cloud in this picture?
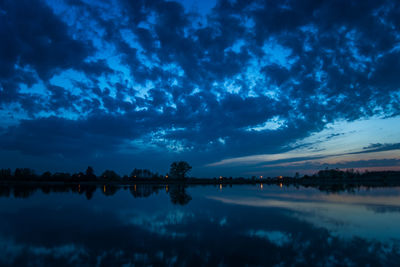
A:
[0,0,400,175]
[0,0,90,81]
[359,143,400,154]
[0,113,156,157]
[317,158,400,169]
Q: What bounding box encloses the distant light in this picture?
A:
[166,175,168,179]
[219,176,222,180]
[278,176,283,179]
[260,175,263,179]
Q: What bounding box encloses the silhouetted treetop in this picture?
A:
[169,161,192,180]
[86,166,96,180]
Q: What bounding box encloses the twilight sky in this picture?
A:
[1,0,400,177]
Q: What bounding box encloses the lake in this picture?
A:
[0,183,399,266]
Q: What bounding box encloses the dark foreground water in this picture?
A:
[0,184,400,266]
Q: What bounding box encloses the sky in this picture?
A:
[0,0,400,177]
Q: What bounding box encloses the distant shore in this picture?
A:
[1,168,400,190]
[1,175,400,187]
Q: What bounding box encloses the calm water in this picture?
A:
[0,184,400,266]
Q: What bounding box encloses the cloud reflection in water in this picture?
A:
[0,184,399,266]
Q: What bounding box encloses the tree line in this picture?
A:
[0,161,192,182]
[1,165,399,184]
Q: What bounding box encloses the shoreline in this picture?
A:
[1,177,400,187]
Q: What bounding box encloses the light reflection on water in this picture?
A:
[207,186,400,242]
[0,184,399,266]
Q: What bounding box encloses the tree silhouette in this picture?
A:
[130,168,154,179]
[169,161,192,179]
[14,168,35,181]
[101,170,120,181]
[0,169,12,180]
[41,171,52,180]
[85,166,96,180]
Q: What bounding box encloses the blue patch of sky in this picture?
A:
[225,39,246,53]
[239,58,270,98]
[262,40,297,70]
[246,116,287,132]
[49,70,90,95]
[133,80,155,99]
[223,79,241,94]
[18,82,48,96]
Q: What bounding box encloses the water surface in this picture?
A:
[0,184,399,266]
